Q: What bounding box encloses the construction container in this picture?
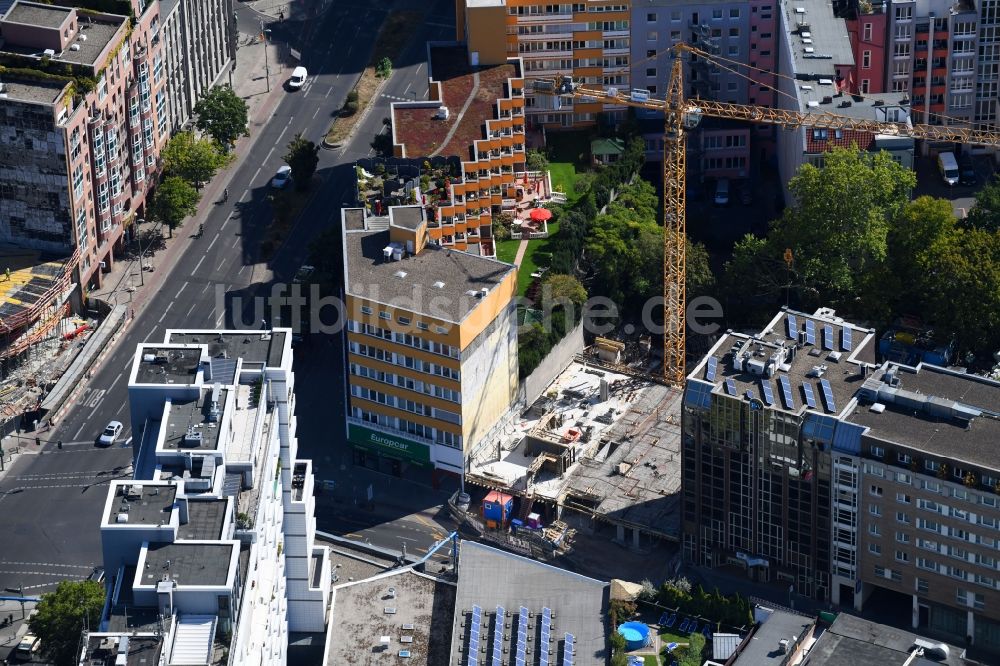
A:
[527,512,542,529]
[482,491,514,525]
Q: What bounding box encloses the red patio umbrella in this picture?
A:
[529,207,552,222]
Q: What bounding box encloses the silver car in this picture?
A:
[98,420,123,446]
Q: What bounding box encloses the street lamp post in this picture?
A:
[260,19,271,93]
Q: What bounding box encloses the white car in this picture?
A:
[288,66,308,90]
[271,165,293,189]
[98,420,123,446]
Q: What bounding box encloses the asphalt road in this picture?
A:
[0,0,455,595]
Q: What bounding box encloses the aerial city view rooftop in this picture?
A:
[0,0,1000,663]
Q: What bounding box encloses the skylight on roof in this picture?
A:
[394,270,408,279]
[819,78,834,85]
[433,281,446,289]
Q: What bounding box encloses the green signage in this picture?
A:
[348,424,432,466]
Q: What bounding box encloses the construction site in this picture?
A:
[459,339,683,557]
[0,247,88,436]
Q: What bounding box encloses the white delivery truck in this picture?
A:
[938,151,959,186]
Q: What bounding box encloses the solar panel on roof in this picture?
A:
[706,356,718,381]
[564,633,575,666]
[492,606,505,666]
[803,382,817,409]
[786,314,798,339]
[724,378,737,396]
[822,325,834,350]
[841,326,853,351]
[468,606,482,666]
[540,608,552,666]
[819,378,836,413]
[760,380,775,406]
[805,319,816,345]
[516,607,528,663]
[778,375,795,409]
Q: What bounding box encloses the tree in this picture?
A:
[29,580,104,666]
[526,148,549,173]
[771,147,915,301]
[194,85,249,149]
[371,131,393,157]
[965,174,1000,233]
[161,131,230,188]
[148,176,199,236]
[676,632,705,666]
[686,238,716,300]
[344,89,360,115]
[493,213,513,242]
[283,133,319,191]
[541,273,587,312]
[376,56,392,78]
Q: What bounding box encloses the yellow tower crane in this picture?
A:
[535,43,1000,386]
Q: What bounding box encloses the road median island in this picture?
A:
[323,10,424,148]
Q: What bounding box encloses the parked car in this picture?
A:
[88,566,106,584]
[287,66,308,90]
[292,264,315,284]
[15,633,40,660]
[97,421,123,447]
[271,165,293,189]
[959,155,978,186]
[714,178,730,206]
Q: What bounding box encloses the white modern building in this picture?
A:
[82,328,329,666]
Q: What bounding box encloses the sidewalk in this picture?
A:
[90,28,291,314]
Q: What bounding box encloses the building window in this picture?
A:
[397,316,411,325]
[728,45,739,56]
[712,8,723,19]
[917,578,929,594]
[896,531,910,543]
[813,129,828,140]
[871,446,885,458]
[647,12,655,22]
[862,50,871,69]
[896,511,910,524]
[729,27,739,37]
[870,485,883,497]
[671,30,681,41]
[417,322,429,331]
[861,79,870,94]
[870,504,882,516]
[72,165,84,200]
[729,7,740,18]
[869,523,881,536]
[647,30,658,41]
[76,207,88,251]
[864,22,873,41]
[360,306,373,315]
[925,460,939,472]
[379,311,391,320]
[897,493,911,503]
[435,326,448,334]
[896,550,910,563]
[891,569,903,582]
[646,68,656,77]
[671,11,680,21]
[869,543,882,555]
[896,472,912,484]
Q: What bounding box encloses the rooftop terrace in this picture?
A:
[344,226,514,323]
[393,46,517,159]
[0,3,126,70]
[327,568,455,665]
[167,330,287,370]
[141,542,235,587]
[82,635,164,666]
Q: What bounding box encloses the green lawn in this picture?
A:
[658,629,693,646]
[643,656,660,666]
[494,221,562,298]
[548,162,580,205]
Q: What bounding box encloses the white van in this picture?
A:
[287,66,308,90]
[15,633,40,659]
[938,151,959,186]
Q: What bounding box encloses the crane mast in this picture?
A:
[662,55,687,387]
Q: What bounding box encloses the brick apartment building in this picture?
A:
[0,0,166,293]
[684,307,1000,654]
[454,0,631,129]
[846,1,888,95]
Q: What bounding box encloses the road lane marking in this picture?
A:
[265,146,275,162]
[193,255,206,273]
[73,423,85,439]
[218,257,227,271]
[277,124,290,142]
[232,238,239,250]
[174,282,187,299]
[253,167,262,181]
[216,312,225,327]
[109,371,123,391]
[207,232,220,251]
[157,301,173,323]
[116,402,126,416]
[221,213,233,231]
[186,303,198,318]
[325,86,333,98]
[312,108,320,119]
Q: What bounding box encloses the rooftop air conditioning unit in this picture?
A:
[78,34,88,41]
[434,107,450,120]
[43,49,56,57]
[70,44,81,51]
